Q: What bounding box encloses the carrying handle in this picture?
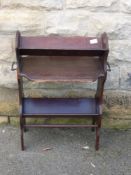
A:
[107,62,111,72]
[11,62,17,71]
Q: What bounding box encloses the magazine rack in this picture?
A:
[14,31,110,150]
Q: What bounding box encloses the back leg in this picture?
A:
[7,116,11,124]
[23,117,28,132]
[91,118,96,132]
[95,117,102,151]
[20,116,25,151]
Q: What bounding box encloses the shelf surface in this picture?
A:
[22,98,100,116]
[20,56,104,82]
[20,36,103,51]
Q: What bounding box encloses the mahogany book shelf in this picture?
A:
[13,31,110,150]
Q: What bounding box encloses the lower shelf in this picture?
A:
[22,98,100,116]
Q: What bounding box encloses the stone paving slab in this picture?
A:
[0,125,131,175]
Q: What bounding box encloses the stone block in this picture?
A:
[105,66,120,89]
[120,0,131,13]
[24,88,95,98]
[0,88,18,116]
[0,36,15,61]
[66,0,118,12]
[45,11,131,40]
[0,9,45,35]
[45,11,87,36]
[120,65,131,90]
[1,0,63,10]
[109,40,131,64]
[104,90,131,107]
[23,79,97,90]
[0,61,17,88]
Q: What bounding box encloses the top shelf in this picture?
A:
[20,36,103,50]
[16,32,109,56]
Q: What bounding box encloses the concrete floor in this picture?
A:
[0,125,130,175]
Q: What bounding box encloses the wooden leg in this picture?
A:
[91,117,95,132]
[20,116,25,151]
[7,116,11,124]
[95,126,100,150]
[21,127,24,151]
[23,117,28,132]
[95,117,102,151]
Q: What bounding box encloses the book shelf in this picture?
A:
[14,31,109,150]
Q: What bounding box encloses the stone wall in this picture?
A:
[0,0,131,90]
[0,0,131,127]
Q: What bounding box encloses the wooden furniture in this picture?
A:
[14,31,110,151]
